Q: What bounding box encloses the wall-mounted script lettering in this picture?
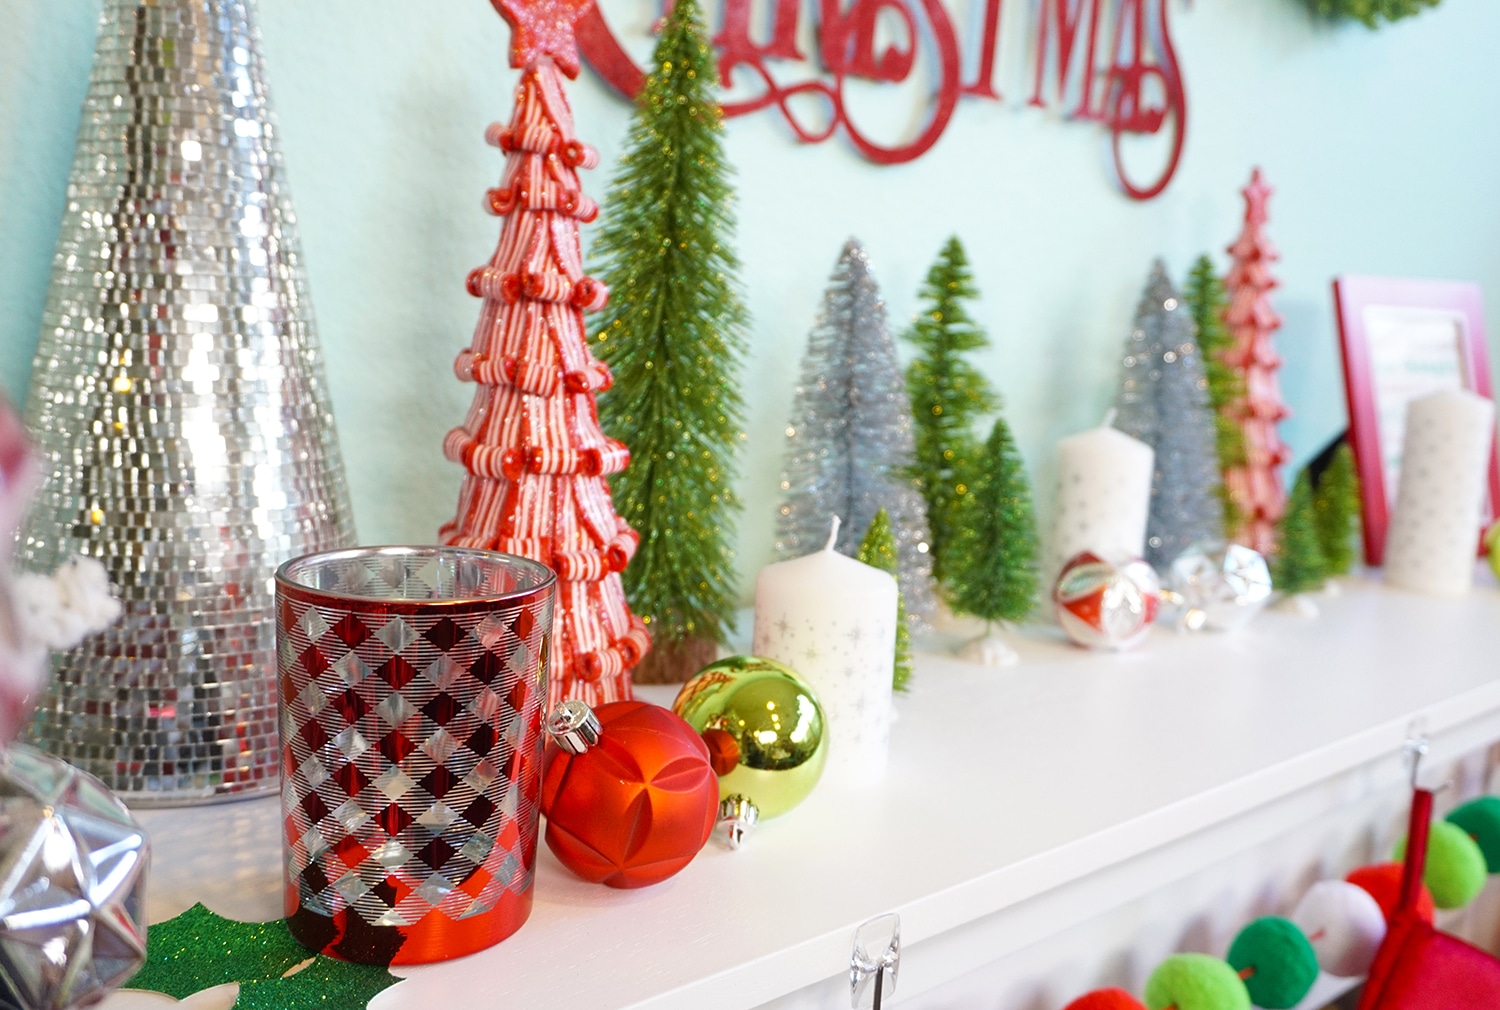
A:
[577,0,1186,199]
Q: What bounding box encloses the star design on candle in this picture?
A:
[847,626,862,644]
[805,644,820,661]
[490,0,594,77]
[775,616,790,636]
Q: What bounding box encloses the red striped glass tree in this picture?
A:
[441,0,648,707]
[1222,168,1291,554]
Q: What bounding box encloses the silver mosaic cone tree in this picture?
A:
[17,0,355,804]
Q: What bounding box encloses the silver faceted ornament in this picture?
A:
[1166,541,1273,632]
[0,745,148,1009]
[17,0,355,804]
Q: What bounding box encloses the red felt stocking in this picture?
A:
[1357,788,1500,1009]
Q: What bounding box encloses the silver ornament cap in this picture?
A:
[1166,540,1273,632]
[0,745,149,1009]
[17,0,355,804]
[546,700,602,755]
[716,794,759,850]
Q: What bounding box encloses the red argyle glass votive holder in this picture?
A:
[275,546,555,965]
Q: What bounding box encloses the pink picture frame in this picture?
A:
[1333,275,1500,566]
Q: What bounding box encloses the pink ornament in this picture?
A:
[1052,551,1160,651]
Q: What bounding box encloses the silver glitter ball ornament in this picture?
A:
[1052,551,1161,651]
[17,0,355,804]
[1166,540,1272,632]
[0,745,148,1009]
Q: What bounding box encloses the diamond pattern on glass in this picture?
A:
[376,693,416,728]
[376,616,419,655]
[278,574,552,946]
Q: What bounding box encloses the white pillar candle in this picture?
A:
[1384,389,1496,596]
[751,519,899,784]
[1049,412,1155,580]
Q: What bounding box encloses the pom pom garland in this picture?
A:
[1447,796,1500,872]
[1290,879,1387,977]
[1347,862,1436,923]
[1393,820,1488,909]
[1143,954,1250,1010]
[1225,917,1319,1009]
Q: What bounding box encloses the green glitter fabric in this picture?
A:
[1183,255,1246,536]
[590,0,748,652]
[946,416,1039,625]
[126,903,400,1009]
[856,508,912,692]
[903,236,999,583]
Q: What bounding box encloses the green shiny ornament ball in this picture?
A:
[1394,820,1488,909]
[1143,954,1249,1010]
[672,656,827,819]
[1487,520,1500,582]
[1447,796,1500,872]
[1226,917,1319,1009]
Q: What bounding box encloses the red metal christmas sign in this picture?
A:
[577,0,1187,199]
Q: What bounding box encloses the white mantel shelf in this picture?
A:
[135,572,1500,1010]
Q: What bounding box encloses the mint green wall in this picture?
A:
[3,0,1498,593]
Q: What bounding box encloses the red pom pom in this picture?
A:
[540,701,718,888]
[1063,988,1147,1010]
[1347,863,1436,924]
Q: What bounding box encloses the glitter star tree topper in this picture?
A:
[443,0,649,707]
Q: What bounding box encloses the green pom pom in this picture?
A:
[1394,820,1488,909]
[1144,954,1250,1010]
[1447,796,1500,873]
[1226,917,1319,1009]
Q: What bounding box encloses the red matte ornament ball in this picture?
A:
[1346,863,1436,924]
[1063,988,1148,1010]
[540,700,719,888]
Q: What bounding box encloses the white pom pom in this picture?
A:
[12,558,120,652]
[12,571,67,650]
[1292,879,1387,977]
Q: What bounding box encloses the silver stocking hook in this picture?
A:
[850,913,900,1009]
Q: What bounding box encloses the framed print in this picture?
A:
[1334,275,1500,566]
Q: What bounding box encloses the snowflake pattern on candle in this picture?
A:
[753,608,895,782]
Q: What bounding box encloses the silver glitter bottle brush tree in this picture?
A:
[1113,261,1224,571]
[17,0,355,805]
[776,238,937,626]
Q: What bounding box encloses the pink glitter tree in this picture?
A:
[1220,168,1291,554]
[441,0,649,707]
